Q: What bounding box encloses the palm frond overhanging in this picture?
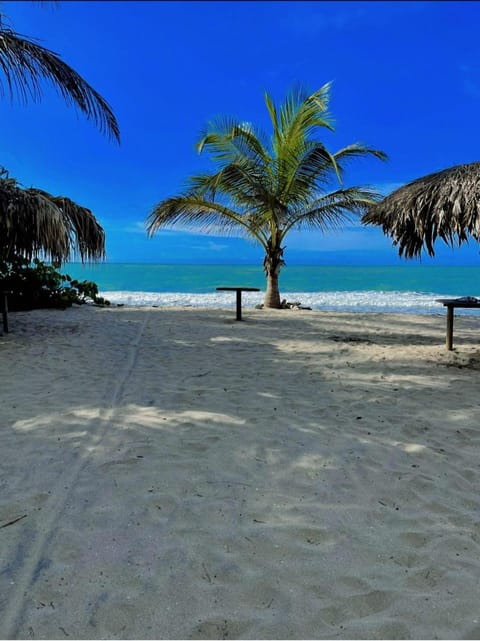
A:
[147,84,387,308]
[0,167,105,263]
[0,13,120,141]
[362,162,480,258]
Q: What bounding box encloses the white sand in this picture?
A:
[1,304,480,640]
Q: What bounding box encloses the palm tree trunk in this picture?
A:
[263,241,284,308]
[264,270,281,308]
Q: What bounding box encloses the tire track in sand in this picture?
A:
[1,310,150,639]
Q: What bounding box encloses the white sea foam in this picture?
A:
[100,290,480,315]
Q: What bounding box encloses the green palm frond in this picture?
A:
[333,143,388,181]
[228,122,272,167]
[0,28,120,141]
[277,141,339,205]
[146,195,269,247]
[272,84,339,192]
[187,160,274,210]
[197,117,271,169]
[277,83,334,144]
[264,92,280,149]
[282,187,382,236]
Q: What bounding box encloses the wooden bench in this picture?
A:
[216,287,260,321]
[436,298,480,350]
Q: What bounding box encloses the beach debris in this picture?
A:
[329,335,372,344]
[201,563,213,584]
[281,299,312,310]
[255,300,312,310]
[445,354,480,370]
[0,514,27,528]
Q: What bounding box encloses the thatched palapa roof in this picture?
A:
[0,169,105,263]
[362,162,480,258]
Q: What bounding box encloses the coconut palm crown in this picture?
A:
[0,167,105,263]
[147,84,387,308]
[0,5,120,142]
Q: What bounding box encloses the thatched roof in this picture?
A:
[362,162,480,258]
[0,169,105,263]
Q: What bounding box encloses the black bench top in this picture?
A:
[436,297,480,308]
[216,287,260,292]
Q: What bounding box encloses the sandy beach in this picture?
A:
[1,304,480,640]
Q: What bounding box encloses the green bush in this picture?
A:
[0,256,110,311]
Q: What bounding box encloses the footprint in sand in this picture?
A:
[399,532,428,548]
[308,576,370,600]
[189,619,250,640]
[319,590,393,626]
[376,621,412,639]
[406,566,444,589]
[300,527,337,546]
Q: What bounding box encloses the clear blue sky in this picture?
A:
[1,0,480,265]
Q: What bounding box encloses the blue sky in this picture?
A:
[1,0,480,265]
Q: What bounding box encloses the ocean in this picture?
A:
[61,263,480,315]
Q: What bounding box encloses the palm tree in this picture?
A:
[0,4,120,141]
[147,84,387,308]
[0,167,105,263]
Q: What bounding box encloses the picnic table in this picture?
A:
[216,286,260,321]
[436,297,480,350]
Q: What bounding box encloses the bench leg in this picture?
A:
[236,290,242,321]
[1,293,8,334]
[446,306,453,350]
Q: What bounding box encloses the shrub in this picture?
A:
[0,255,110,311]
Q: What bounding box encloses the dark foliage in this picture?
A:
[0,255,110,311]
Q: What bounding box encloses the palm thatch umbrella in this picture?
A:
[362,162,480,257]
[0,167,105,263]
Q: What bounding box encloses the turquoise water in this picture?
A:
[62,263,480,295]
[60,263,480,314]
